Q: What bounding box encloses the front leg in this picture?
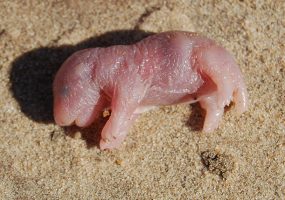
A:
[100,110,139,150]
[100,76,150,150]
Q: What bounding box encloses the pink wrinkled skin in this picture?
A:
[53,31,248,150]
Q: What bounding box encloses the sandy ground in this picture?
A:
[0,0,284,199]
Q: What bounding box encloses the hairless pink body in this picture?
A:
[53,31,248,150]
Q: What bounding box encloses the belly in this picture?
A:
[141,87,198,106]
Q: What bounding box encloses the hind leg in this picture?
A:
[196,45,248,132]
[197,46,236,109]
[199,93,224,132]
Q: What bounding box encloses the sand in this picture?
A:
[0,0,284,199]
